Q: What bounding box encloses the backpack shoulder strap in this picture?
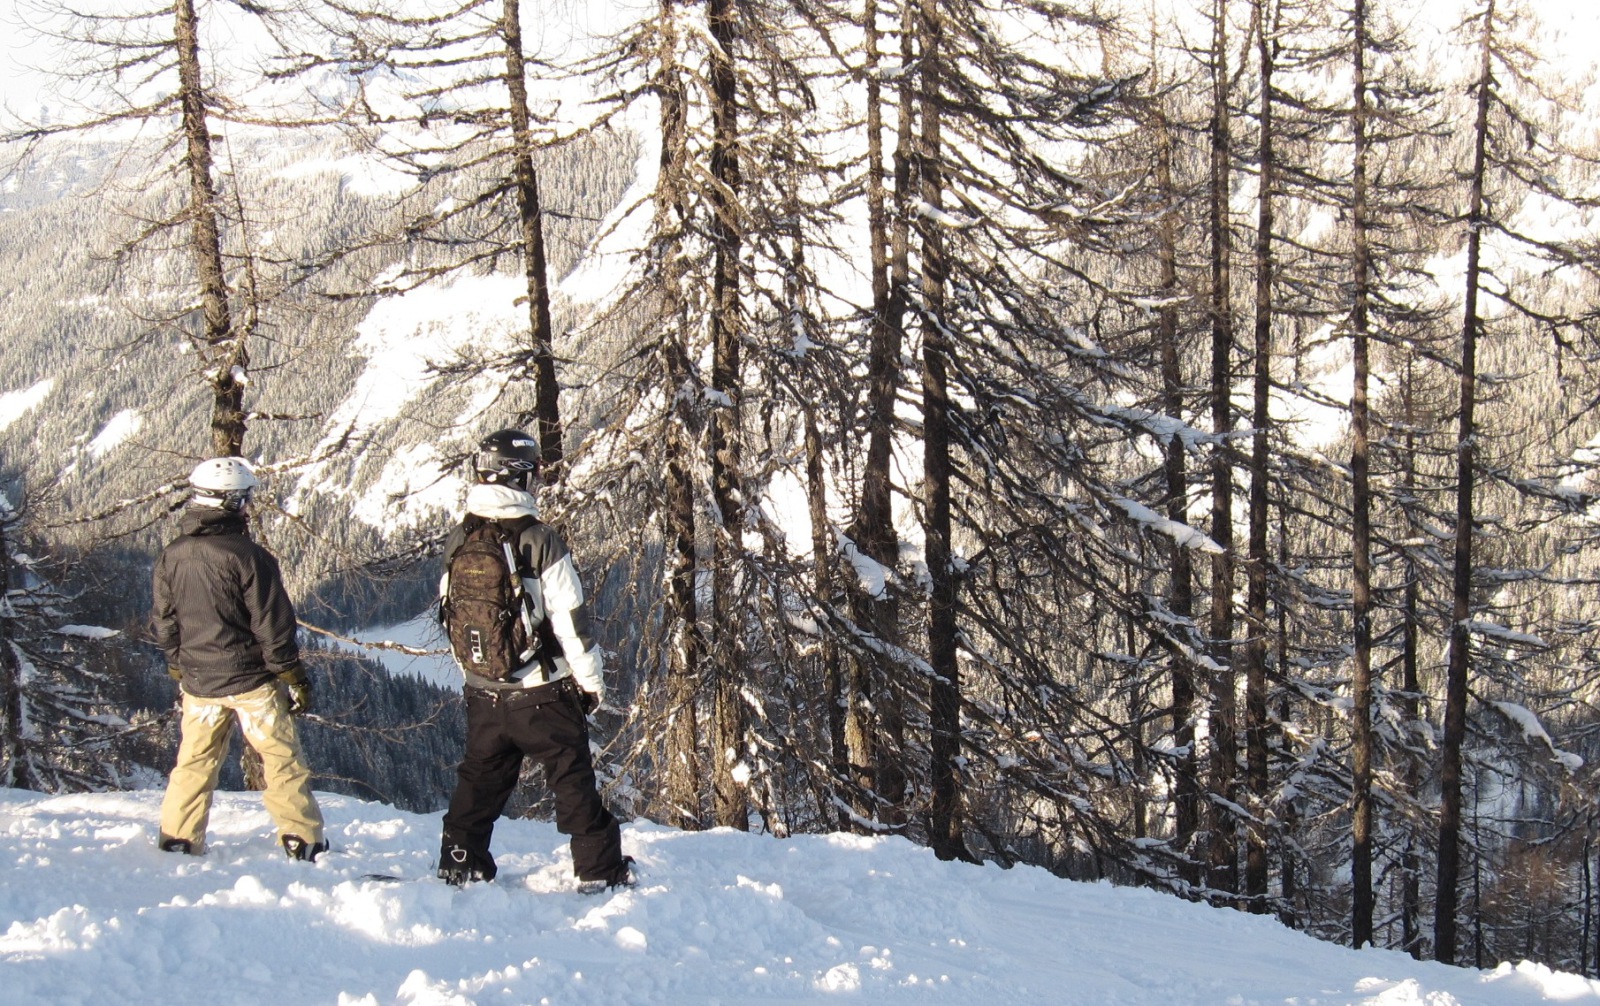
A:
[501,514,540,536]
[497,515,542,575]
[458,513,528,544]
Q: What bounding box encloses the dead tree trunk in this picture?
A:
[1349,0,1377,950]
[1435,0,1495,964]
[177,0,266,790]
[1206,0,1239,899]
[501,0,563,477]
[1243,0,1275,912]
[175,0,245,459]
[1400,358,1424,959]
[0,510,30,790]
[707,0,748,831]
[845,0,913,831]
[916,0,968,864]
[1155,103,1200,884]
[655,0,702,831]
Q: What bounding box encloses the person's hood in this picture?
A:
[465,482,540,521]
[180,507,250,536]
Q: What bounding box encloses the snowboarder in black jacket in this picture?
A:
[436,429,631,889]
[152,457,325,860]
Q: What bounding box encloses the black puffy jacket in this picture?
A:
[151,508,300,698]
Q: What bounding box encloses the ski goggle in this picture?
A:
[475,452,538,475]
[193,487,254,512]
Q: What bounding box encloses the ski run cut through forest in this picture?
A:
[2,787,1597,1006]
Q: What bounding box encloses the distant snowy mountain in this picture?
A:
[2,788,1596,1006]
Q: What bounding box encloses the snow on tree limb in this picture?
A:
[1489,701,1584,773]
[1110,497,1224,555]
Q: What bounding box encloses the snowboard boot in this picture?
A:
[577,856,636,895]
[437,844,495,886]
[281,834,329,862]
[159,836,196,855]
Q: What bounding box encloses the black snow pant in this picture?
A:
[440,677,625,882]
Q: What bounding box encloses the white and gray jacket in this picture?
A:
[439,483,606,700]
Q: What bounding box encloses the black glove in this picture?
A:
[167,665,184,682]
[278,664,313,716]
[578,689,600,716]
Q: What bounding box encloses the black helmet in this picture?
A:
[475,429,540,489]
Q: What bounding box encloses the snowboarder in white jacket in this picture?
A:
[435,429,630,889]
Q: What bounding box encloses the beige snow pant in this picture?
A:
[159,680,324,852]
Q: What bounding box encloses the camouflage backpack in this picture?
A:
[443,516,539,681]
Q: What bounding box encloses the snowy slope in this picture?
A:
[2,789,1595,1006]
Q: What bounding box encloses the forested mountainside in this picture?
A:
[4,0,1600,982]
[0,128,633,589]
[0,123,637,808]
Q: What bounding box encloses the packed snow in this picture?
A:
[3,789,1598,1006]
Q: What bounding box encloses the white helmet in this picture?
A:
[188,457,260,511]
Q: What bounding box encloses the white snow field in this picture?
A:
[3,790,1597,1006]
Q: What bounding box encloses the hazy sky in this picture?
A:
[0,0,1595,129]
[0,0,651,124]
[1,1,50,116]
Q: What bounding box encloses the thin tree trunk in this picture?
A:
[663,418,702,832]
[501,0,563,476]
[1129,566,1148,842]
[175,0,244,459]
[1471,793,1483,967]
[1349,0,1376,950]
[870,0,922,830]
[0,514,29,790]
[0,646,22,791]
[1155,103,1200,883]
[1243,0,1274,911]
[1276,511,1297,928]
[1435,0,1494,964]
[1593,834,1600,974]
[1206,0,1239,899]
[806,402,848,830]
[706,0,747,831]
[1585,829,1594,975]
[844,0,905,831]
[1400,358,1424,959]
[917,0,966,863]
[656,0,701,831]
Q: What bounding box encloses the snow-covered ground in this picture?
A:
[3,789,1596,1006]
